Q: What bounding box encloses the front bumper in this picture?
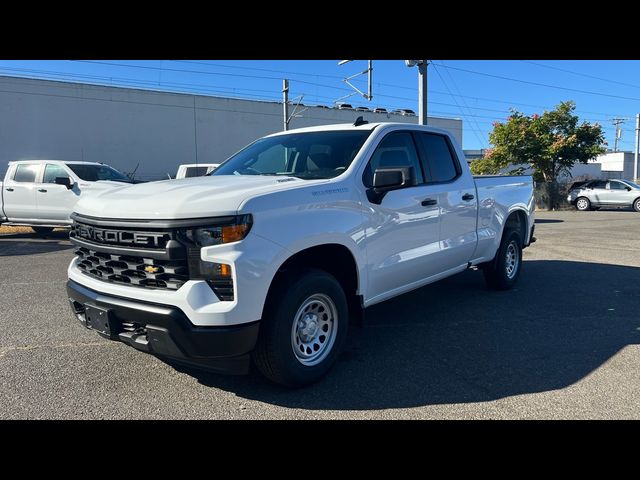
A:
[67,279,260,374]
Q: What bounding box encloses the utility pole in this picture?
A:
[405,60,429,125]
[367,60,373,102]
[418,62,428,125]
[611,118,626,152]
[635,113,639,181]
[282,79,289,131]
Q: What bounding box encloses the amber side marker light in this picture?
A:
[221,224,251,244]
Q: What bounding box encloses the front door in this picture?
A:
[607,180,632,205]
[362,131,442,302]
[2,163,40,221]
[36,163,78,222]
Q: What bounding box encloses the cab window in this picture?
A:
[13,164,39,183]
[363,132,424,187]
[43,164,70,184]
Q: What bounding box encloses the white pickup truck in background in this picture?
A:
[66,121,535,387]
[0,160,133,234]
[175,163,219,179]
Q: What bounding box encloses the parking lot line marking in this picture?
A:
[0,341,114,358]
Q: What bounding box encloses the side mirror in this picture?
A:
[55,176,73,190]
[372,167,412,190]
[626,186,632,191]
[367,167,414,204]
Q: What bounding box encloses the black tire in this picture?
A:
[253,269,349,388]
[633,198,640,212]
[575,197,591,211]
[483,229,523,290]
[31,226,54,236]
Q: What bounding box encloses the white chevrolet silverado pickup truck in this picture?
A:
[66,121,535,387]
[0,160,132,234]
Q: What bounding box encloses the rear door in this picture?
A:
[589,180,608,204]
[36,163,78,222]
[414,132,478,272]
[2,163,40,221]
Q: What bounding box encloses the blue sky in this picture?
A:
[1,60,639,151]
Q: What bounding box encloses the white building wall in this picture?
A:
[0,76,463,180]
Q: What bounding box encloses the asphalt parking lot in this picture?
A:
[1,210,639,419]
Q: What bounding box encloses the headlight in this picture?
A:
[182,215,252,247]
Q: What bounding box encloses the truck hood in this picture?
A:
[74,175,317,219]
[79,180,132,190]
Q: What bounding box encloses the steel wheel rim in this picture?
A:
[577,199,588,210]
[291,293,338,366]
[635,199,640,211]
[505,241,519,279]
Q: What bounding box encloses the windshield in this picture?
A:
[620,179,640,189]
[211,130,372,180]
[67,164,132,183]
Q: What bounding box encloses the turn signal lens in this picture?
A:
[221,224,250,244]
[182,215,253,247]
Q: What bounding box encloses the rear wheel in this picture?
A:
[634,198,640,212]
[31,226,54,236]
[575,197,591,211]
[253,269,348,387]
[483,229,522,290]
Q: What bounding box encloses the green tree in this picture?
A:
[470,101,607,210]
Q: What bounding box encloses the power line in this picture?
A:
[432,63,487,148]
[71,60,357,93]
[0,62,632,147]
[433,62,640,102]
[25,61,640,121]
[521,60,640,91]
[170,60,346,80]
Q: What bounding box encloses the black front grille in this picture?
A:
[74,247,188,290]
[70,217,235,300]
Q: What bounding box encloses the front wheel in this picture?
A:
[575,197,591,211]
[253,269,348,387]
[31,226,54,236]
[483,229,523,290]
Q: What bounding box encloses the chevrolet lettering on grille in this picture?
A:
[75,224,166,248]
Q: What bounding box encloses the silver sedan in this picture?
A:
[567,179,640,211]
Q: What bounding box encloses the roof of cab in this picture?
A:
[265,121,453,138]
[7,160,104,165]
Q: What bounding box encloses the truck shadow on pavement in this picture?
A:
[172,259,640,410]
[0,231,72,256]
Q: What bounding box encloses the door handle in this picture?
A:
[421,198,438,206]
[462,193,475,201]
[38,189,48,193]
[5,187,14,192]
